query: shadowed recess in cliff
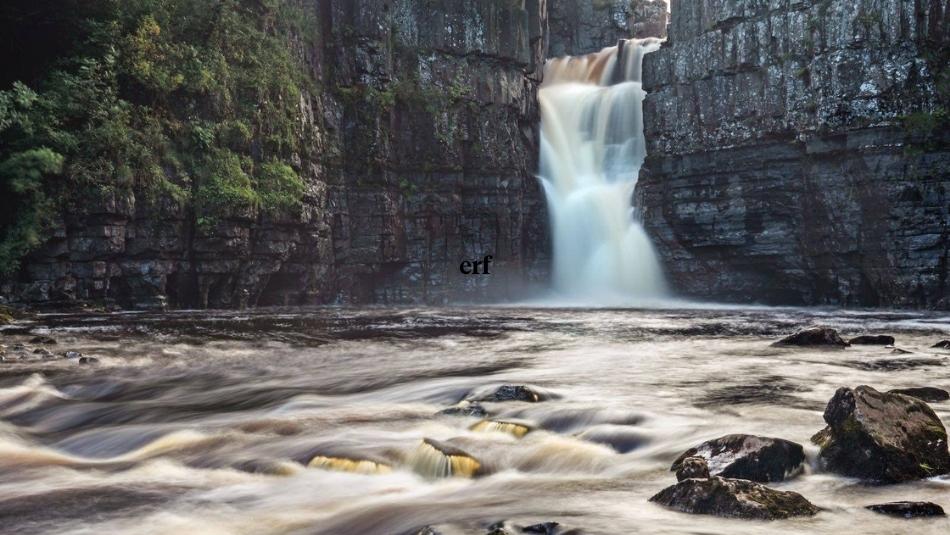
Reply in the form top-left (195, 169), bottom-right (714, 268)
top-left (538, 38), bottom-right (668, 304)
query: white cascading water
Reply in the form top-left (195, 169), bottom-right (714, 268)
top-left (539, 38), bottom-right (668, 303)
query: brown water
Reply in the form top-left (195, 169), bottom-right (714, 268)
top-left (1, 306), bottom-right (948, 534)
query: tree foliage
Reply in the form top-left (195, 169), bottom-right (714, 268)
top-left (0, 0), bottom-right (310, 274)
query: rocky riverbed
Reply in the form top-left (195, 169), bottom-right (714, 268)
top-left (1, 306), bottom-right (949, 534)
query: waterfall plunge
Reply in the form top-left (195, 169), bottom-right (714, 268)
top-left (539, 38), bottom-right (667, 304)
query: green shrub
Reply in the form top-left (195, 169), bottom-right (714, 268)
top-left (0, 0), bottom-right (313, 272)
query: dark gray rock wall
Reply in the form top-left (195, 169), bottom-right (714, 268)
top-left (2, 0), bottom-right (551, 308)
top-left (639, 0), bottom-right (950, 308)
top-left (548, 0), bottom-right (668, 56)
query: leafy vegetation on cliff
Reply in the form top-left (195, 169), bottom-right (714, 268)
top-left (0, 0), bottom-right (310, 274)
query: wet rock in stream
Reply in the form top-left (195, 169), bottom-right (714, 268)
top-left (487, 521), bottom-right (565, 535)
top-left (675, 456), bottom-right (710, 481)
top-left (29, 335), bottom-right (57, 345)
top-left (865, 501), bottom-right (946, 518)
top-left (772, 327), bottom-right (849, 348)
top-left (650, 476), bottom-right (819, 520)
top-left (888, 387), bottom-right (950, 403)
top-left (671, 434), bottom-right (806, 483)
top-left (814, 385), bottom-right (950, 482)
top-left (439, 401), bottom-right (488, 417)
top-left (473, 385), bottom-right (550, 403)
top-left (932, 340), bottom-right (950, 349)
top-left (848, 335), bottom-right (896, 345)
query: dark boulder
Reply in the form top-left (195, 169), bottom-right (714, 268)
top-left (675, 456), bottom-right (710, 481)
top-left (439, 402), bottom-right (488, 417)
top-left (649, 477), bottom-right (819, 520)
top-left (671, 434), bottom-right (805, 483)
top-left (474, 385), bottom-right (549, 403)
top-left (29, 335), bottom-right (56, 345)
top-left (772, 327), bottom-right (849, 348)
top-left (64, 351), bottom-right (82, 359)
top-left (522, 522), bottom-right (560, 534)
top-left (413, 527), bottom-right (442, 535)
top-left (78, 356), bottom-right (99, 365)
top-left (933, 340), bottom-right (950, 349)
top-left (888, 387), bottom-right (949, 403)
top-left (814, 385), bottom-right (950, 482)
top-left (865, 501), bottom-right (945, 518)
top-left (848, 335), bottom-right (894, 345)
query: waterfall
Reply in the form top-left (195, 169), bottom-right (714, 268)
top-left (539, 38), bottom-right (668, 304)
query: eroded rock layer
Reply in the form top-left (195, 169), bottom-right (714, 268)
top-left (2, 0), bottom-right (551, 308)
top-left (639, 0), bottom-right (950, 308)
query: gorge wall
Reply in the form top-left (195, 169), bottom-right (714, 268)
top-left (639, 0), bottom-right (950, 308)
top-left (1, 0), bottom-right (551, 308)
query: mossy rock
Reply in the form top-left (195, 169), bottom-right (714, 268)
top-left (817, 385), bottom-right (950, 482)
top-left (650, 477), bottom-right (819, 520)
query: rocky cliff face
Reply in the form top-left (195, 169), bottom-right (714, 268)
top-left (549, 0), bottom-right (668, 55)
top-left (2, 0), bottom-right (551, 308)
top-left (639, 0), bottom-right (950, 308)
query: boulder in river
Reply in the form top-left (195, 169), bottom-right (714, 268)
top-left (29, 335), bottom-right (56, 345)
top-left (439, 401), bottom-right (488, 417)
top-left (475, 385), bottom-right (549, 403)
top-left (675, 456), bottom-right (710, 481)
top-left (671, 434), bottom-right (806, 483)
top-left (848, 335), bottom-right (895, 345)
top-left (814, 385), bottom-right (950, 482)
top-left (772, 327), bottom-right (849, 348)
top-left (932, 340), bottom-right (950, 349)
top-left (521, 522), bottom-right (560, 534)
top-left (888, 387), bottom-right (949, 403)
top-left (865, 501), bottom-right (945, 518)
top-left (64, 350), bottom-right (82, 359)
top-left (649, 477), bottom-right (819, 520)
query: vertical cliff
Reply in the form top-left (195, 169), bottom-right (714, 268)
top-left (1, 0), bottom-right (550, 308)
top-left (639, 0), bottom-right (950, 308)
top-left (548, 0), bottom-right (668, 55)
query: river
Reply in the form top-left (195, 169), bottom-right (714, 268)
top-left (1, 306), bottom-right (948, 534)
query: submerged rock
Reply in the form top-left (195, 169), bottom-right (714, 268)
top-left (486, 521), bottom-right (562, 535)
top-left (649, 477), bottom-right (819, 520)
top-left (470, 419), bottom-right (532, 438)
top-left (475, 385), bottom-right (549, 403)
top-left (888, 387), bottom-right (949, 403)
top-left (675, 456), bottom-right (710, 481)
top-left (814, 385), bottom-right (950, 482)
top-left (578, 426), bottom-right (648, 453)
top-left (671, 434), bottom-right (805, 483)
top-left (848, 335), bottom-right (895, 345)
top-left (64, 350), bottom-right (82, 359)
top-left (409, 438), bottom-right (481, 478)
top-left (78, 356), bottom-right (99, 365)
top-left (932, 340), bottom-right (950, 349)
top-left (521, 522), bottom-right (560, 534)
top-left (29, 335), bottom-right (56, 345)
top-left (413, 527), bottom-right (441, 535)
top-left (772, 327), bottom-right (849, 348)
top-left (865, 501), bottom-right (945, 518)
top-left (307, 454), bottom-right (392, 474)
top-left (439, 401), bottom-right (488, 417)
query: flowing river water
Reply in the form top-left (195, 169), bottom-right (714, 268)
top-left (1, 306), bottom-right (948, 534)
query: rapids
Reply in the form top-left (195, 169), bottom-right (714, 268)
top-left (0, 307), bottom-right (948, 534)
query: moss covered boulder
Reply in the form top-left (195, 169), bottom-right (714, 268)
top-left (649, 477), bottom-right (819, 520)
top-left (814, 385), bottom-right (950, 482)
